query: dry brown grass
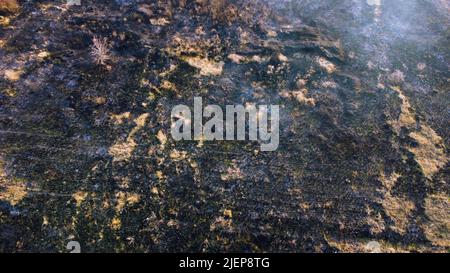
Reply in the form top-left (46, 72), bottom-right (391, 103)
top-left (423, 194), bottom-right (450, 247)
top-left (193, 0), bottom-right (265, 26)
top-left (209, 0), bottom-right (238, 24)
top-left (382, 194), bottom-right (415, 235)
top-left (409, 126), bottom-right (447, 178)
top-left (389, 86), bottom-right (448, 178)
top-left (0, 159), bottom-right (27, 206)
top-left (0, 0), bottom-right (20, 13)
top-left (108, 113), bottom-right (149, 162)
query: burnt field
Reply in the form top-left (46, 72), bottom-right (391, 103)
top-left (0, 0), bottom-right (449, 252)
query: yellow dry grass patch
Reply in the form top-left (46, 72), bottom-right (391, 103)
top-left (111, 217), bottom-right (122, 230)
top-left (37, 51), bottom-right (51, 59)
top-left (228, 53), bottom-right (246, 64)
top-left (150, 18), bottom-right (170, 26)
top-left (115, 191), bottom-right (140, 213)
top-left (109, 192), bottom-right (140, 231)
top-left (422, 194), bottom-right (450, 247)
top-left (0, 0), bottom-right (20, 13)
top-left (169, 149), bottom-right (187, 161)
top-left (156, 170), bottom-right (165, 181)
top-left (3, 88), bottom-right (17, 97)
top-left (110, 112), bottom-right (131, 125)
top-left (223, 209), bottom-right (233, 218)
top-left (156, 130), bottom-right (167, 149)
top-left (72, 191), bottom-right (88, 207)
top-left (280, 88), bottom-right (315, 107)
top-left (379, 172), bottom-right (401, 191)
top-left (0, 160), bottom-right (27, 205)
top-left (292, 89), bottom-right (316, 106)
top-left (409, 126), bottom-right (447, 178)
top-left (183, 56), bottom-right (224, 76)
top-left (4, 69), bottom-right (23, 82)
top-left (378, 172), bottom-right (415, 235)
top-left (109, 113), bottom-right (149, 161)
top-left (0, 182), bottom-right (27, 206)
top-left (389, 86), bottom-right (415, 133)
top-left (383, 194), bottom-right (415, 235)
top-left (160, 80), bottom-right (176, 91)
top-left (133, 113), bottom-right (149, 128)
top-left (0, 15), bottom-right (10, 26)
top-left (108, 139), bottom-right (137, 162)
top-left (315, 57), bottom-right (336, 74)
top-left (389, 86), bottom-right (448, 178)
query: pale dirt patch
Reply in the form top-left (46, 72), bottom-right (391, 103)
top-left (150, 17), bottom-right (170, 26)
top-left (184, 56), bottom-right (224, 76)
top-left (277, 53), bottom-right (288, 62)
top-left (321, 80), bottom-right (338, 89)
top-left (315, 57), bottom-right (336, 74)
top-left (4, 69), bottom-right (23, 81)
top-left (324, 236), bottom-right (436, 253)
top-left (292, 90), bottom-right (315, 106)
top-left (281, 89), bottom-right (315, 106)
top-left (37, 51), bottom-right (51, 59)
top-left (228, 53), bottom-right (245, 64)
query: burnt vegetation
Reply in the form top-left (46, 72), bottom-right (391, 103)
top-left (0, 0), bottom-right (448, 252)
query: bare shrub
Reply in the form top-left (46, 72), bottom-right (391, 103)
top-left (90, 36), bottom-right (111, 66)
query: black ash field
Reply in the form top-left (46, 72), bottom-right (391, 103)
top-left (0, 0), bottom-right (449, 252)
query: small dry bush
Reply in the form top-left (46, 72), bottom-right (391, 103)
top-left (91, 36), bottom-right (111, 66)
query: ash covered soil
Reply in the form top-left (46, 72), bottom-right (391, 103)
top-left (0, 0), bottom-right (449, 252)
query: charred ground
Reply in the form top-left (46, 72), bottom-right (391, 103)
top-left (0, 0), bottom-right (448, 252)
